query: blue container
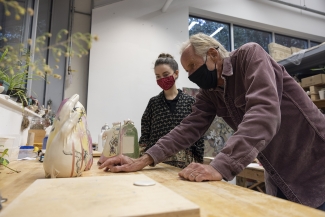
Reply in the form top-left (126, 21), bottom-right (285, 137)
top-left (42, 136), bottom-right (48, 150)
top-left (18, 146), bottom-right (35, 159)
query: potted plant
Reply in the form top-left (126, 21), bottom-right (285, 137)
top-left (0, 48), bottom-right (31, 105)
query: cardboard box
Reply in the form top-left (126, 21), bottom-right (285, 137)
top-left (28, 129), bottom-right (46, 144)
top-left (310, 94), bottom-right (320, 101)
top-left (290, 47), bottom-right (302, 54)
top-left (268, 43), bottom-right (291, 62)
top-left (301, 74), bottom-right (325, 88)
top-left (309, 85), bottom-right (325, 94)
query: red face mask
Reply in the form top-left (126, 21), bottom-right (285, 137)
top-left (157, 75), bottom-right (175, 90)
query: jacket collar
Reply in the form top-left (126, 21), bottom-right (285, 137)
top-left (222, 56), bottom-right (233, 77)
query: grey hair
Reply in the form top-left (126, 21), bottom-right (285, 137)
top-left (180, 33), bottom-right (229, 59)
top-left (154, 53), bottom-right (178, 71)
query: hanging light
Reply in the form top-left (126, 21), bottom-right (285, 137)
top-left (188, 21), bottom-right (199, 30)
top-left (210, 27), bottom-right (224, 37)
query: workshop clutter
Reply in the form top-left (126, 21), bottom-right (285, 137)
top-left (301, 74), bottom-right (325, 101)
top-left (268, 43), bottom-right (302, 62)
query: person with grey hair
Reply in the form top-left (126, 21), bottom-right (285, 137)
top-left (99, 33), bottom-right (325, 210)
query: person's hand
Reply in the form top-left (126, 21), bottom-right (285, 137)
top-left (98, 154), bottom-right (153, 172)
top-left (178, 163), bottom-right (223, 182)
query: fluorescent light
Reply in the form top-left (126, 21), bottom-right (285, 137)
top-left (188, 21), bottom-right (199, 30)
top-left (209, 27), bottom-right (224, 37)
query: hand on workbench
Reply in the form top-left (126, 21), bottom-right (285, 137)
top-left (98, 154), bottom-right (153, 172)
top-left (178, 163), bottom-right (223, 182)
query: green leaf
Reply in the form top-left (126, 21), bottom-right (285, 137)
top-left (0, 48), bottom-right (8, 62)
top-left (1, 148), bottom-right (9, 158)
top-left (0, 157), bottom-right (9, 166)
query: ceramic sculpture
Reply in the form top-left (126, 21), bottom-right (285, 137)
top-left (119, 120), bottom-right (139, 159)
top-left (98, 122), bottom-right (121, 164)
top-left (43, 94), bottom-right (93, 178)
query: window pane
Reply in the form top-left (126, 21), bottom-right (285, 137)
top-left (31, 0), bottom-right (52, 105)
top-left (275, 34), bottom-right (307, 49)
top-left (189, 16), bottom-right (231, 51)
top-left (310, 41), bottom-right (321, 48)
top-left (234, 25), bottom-right (271, 52)
top-left (0, 0), bottom-right (28, 49)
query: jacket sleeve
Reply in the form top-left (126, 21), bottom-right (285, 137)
top-left (210, 43), bottom-right (281, 181)
top-left (146, 90), bottom-right (217, 165)
top-left (139, 99), bottom-right (152, 156)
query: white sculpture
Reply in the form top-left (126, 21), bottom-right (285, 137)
top-left (43, 94), bottom-right (93, 178)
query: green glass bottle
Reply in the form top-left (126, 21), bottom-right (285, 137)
top-left (119, 120), bottom-right (139, 158)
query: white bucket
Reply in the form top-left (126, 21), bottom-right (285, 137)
top-left (319, 89), bottom-right (325, 100)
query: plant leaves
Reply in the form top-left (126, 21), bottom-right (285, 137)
top-left (1, 148), bottom-right (9, 158)
top-left (0, 157), bottom-right (9, 166)
top-left (0, 48), bottom-right (8, 62)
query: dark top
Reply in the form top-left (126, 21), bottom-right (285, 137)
top-left (139, 89), bottom-right (204, 168)
top-left (164, 89), bottom-right (181, 113)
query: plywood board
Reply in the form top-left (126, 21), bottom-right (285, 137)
top-left (0, 174), bottom-right (199, 217)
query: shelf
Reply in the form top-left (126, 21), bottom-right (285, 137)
top-left (0, 94), bottom-right (41, 118)
top-left (278, 43), bottom-right (325, 78)
top-left (312, 99), bottom-right (325, 109)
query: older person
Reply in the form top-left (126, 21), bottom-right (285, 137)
top-left (99, 33), bottom-right (325, 210)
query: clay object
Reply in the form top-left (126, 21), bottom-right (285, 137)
top-left (43, 94), bottom-right (93, 178)
top-left (98, 122), bottom-right (121, 164)
top-left (120, 120), bottom-right (139, 159)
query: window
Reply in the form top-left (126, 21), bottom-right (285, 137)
top-left (234, 25), bottom-right (272, 52)
top-left (310, 41), bottom-right (321, 48)
top-left (31, 0), bottom-right (52, 104)
top-left (275, 34), bottom-right (308, 49)
top-left (189, 16), bottom-right (231, 52)
top-left (0, 0), bottom-right (32, 52)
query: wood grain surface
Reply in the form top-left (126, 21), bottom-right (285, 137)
top-left (0, 158), bottom-right (324, 217)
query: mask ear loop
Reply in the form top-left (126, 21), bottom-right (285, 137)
top-left (214, 46), bottom-right (219, 70)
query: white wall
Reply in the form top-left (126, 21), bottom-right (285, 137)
top-left (88, 0), bottom-right (325, 142)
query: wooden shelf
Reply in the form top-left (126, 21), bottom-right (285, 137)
top-left (312, 99), bottom-right (325, 108)
top-left (0, 94), bottom-right (41, 118)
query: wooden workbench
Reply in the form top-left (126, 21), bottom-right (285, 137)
top-left (0, 158), bottom-right (324, 217)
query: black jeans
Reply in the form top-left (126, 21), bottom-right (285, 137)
top-left (277, 187), bottom-right (325, 211)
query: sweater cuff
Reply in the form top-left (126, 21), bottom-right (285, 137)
top-left (209, 152), bottom-right (243, 181)
top-left (145, 145), bottom-right (166, 166)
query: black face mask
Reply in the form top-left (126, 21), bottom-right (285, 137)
top-left (188, 59), bottom-right (217, 90)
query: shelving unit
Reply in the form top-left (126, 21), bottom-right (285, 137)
top-left (278, 43), bottom-right (325, 108)
top-left (311, 99), bottom-right (325, 109)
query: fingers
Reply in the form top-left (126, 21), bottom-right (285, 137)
top-left (98, 156), bottom-right (122, 169)
top-left (98, 155), bottom-right (109, 165)
top-left (178, 163), bottom-right (222, 182)
top-left (178, 163), bottom-right (200, 181)
top-left (99, 155), bottom-right (145, 173)
top-left (108, 164), bottom-right (130, 173)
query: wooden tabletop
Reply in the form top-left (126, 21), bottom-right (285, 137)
top-left (1, 158), bottom-right (324, 217)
